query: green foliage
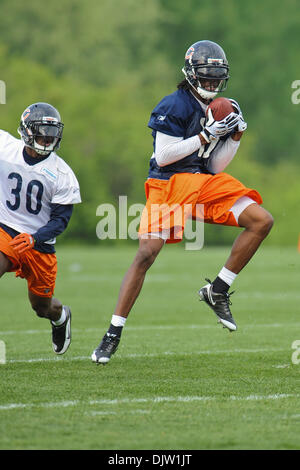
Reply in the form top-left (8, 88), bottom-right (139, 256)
top-left (0, 0), bottom-right (172, 88)
top-left (0, 0), bottom-right (299, 245)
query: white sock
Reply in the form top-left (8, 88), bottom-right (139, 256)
top-left (111, 314), bottom-right (127, 327)
top-left (52, 306), bottom-right (67, 326)
top-left (218, 267), bottom-right (237, 287)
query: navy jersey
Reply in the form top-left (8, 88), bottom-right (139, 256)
top-left (147, 88), bottom-right (230, 180)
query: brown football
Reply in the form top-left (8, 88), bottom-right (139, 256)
top-left (206, 97), bottom-right (234, 120)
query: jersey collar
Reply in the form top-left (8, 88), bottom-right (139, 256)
top-left (23, 147), bottom-right (50, 166)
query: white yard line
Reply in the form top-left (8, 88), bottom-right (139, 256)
top-left (5, 347), bottom-right (287, 364)
top-left (0, 393), bottom-right (298, 412)
top-left (1, 322), bottom-right (299, 336)
top-left (0, 323), bottom-right (295, 364)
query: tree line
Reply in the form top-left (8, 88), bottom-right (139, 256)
top-left (0, 0), bottom-right (299, 245)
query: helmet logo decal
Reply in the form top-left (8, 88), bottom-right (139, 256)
top-left (207, 58), bottom-right (224, 65)
top-left (22, 108), bottom-right (31, 120)
top-left (185, 46), bottom-right (195, 61)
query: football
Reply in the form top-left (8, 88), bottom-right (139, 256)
top-left (206, 97), bottom-right (234, 121)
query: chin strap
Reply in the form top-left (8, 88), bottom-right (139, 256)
top-left (196, 87), bottom-right (218, 100)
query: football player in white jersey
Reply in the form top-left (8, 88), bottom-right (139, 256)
top-left (0, 102), bottom-right (81, 355)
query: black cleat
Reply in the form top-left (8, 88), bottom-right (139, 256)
top-left (91, 333), bottom-right (120, 365)
top-left (198, 279), bottom-right (237, 331)
top-left (51, 306), bottom-right (72, 354)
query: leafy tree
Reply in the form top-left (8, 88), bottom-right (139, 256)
top-left (0, 0), bottom-right (299, 246)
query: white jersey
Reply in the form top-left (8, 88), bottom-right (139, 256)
top-left (0, 130), bottom-right (81, 239)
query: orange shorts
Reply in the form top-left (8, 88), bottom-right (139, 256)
top-left (138, 172), bottom-right (262, 243)
top-left (0, 228), bottom-right (57, 297)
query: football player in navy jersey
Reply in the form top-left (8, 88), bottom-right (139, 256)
top-left (0, 102), bottom-right (81, 355)
top-left (92, 40), bottom-right (273, 364)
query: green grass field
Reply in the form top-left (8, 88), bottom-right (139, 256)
top-left (0, 244), bottom-right (299, 450)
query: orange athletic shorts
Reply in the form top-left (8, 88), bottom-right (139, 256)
top-left (0, 228), bottom-right (57, 297)
top-left (138, 172), bottom-right (263, 243)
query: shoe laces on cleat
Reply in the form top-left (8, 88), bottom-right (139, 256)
top-left (204, 278), bottom-right (235, 305)
top-left (97, 333), bottom-right (120, 355)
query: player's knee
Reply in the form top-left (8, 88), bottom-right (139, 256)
top-left (30, 300), bottom-right (50, 318)
top-left (259, 211), bottom-right (274, 236)
top-left (251, 211), bottom-right (274, 238)
top-left (135, 243), bottom-right (161, 270)
top-left (242, 206), bottom-right (274, 237)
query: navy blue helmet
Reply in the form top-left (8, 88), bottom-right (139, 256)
top-left (182, 40), bottom-right (229, 100)
top-left (18, 102), bottom-right (64, 156)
